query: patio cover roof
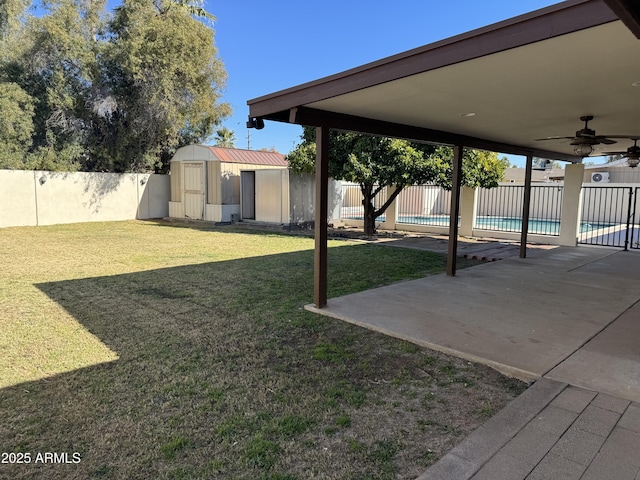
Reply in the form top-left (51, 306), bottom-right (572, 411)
top-left (247, 0), bottom-right (640, 161)
top-left (246, 0), bottom-right (640, 308)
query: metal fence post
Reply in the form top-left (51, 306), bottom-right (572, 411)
top-left (625, 187), bottom-right (633, 251)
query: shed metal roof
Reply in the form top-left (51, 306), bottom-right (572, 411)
top-left (201, 146), bottom-right (288, 166)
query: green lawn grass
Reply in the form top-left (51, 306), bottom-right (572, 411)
top-left (0, 220), bottom-right (525, 479)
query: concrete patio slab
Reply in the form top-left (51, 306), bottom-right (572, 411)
top-left (546, 299), bottom-right (640, 402)
top-left (307, 247), bottom-right (640, 382)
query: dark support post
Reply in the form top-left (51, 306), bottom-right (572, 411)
top-left (447, 145), bottom-right (464, 276)
top-left (314, 126), bottom-right (329, 308)
top-left (520, 153), bottom-right (533, 258)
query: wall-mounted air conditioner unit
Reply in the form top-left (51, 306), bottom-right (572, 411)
top-left (591, 172), bottom-right (610, 183)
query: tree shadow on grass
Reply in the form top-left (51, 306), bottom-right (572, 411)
top-left (1, 244), bottom-right (468, 480)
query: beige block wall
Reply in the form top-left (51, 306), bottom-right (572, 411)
top-left (35, 171), bottom-right (137, 225)
top-left (139, 174), bottom-right (171, 219)
top-left (0, 170), bottom-right (38, 227)
top-left (0, 170), bottom-right (169, 228)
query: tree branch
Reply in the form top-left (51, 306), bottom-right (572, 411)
top-left (374, 185), bottom-right (404, 218)
top-left (372, 184), bottom-right (385, 197)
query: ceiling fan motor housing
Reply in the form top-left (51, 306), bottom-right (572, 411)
top-left (570, 134), bottom-right (598, 146)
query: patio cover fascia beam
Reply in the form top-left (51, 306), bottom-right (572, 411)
top-left (604, 0), bottom-right (640, 38)
top-left (286, 107), bottom-right (581, 162)
top-left (248, 1), bottom-right (618, 120)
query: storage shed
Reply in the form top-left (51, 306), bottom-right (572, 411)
top-left (168, 145), bottom-right (289, 222)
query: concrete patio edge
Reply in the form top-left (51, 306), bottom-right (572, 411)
top-left (415, 378), bottom-right (567, 480)
top-left (304, 303), bottom-right (540, 381)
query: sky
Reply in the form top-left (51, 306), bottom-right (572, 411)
top-left (205, 0), bottom-right (569, 166)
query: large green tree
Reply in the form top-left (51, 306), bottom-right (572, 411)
top-left (1, 0), bottom-right (103, 170)
top-left (425, 145), bottom-right (507, 190)
top-left (0, 81), bottom-right (35, 168)
top-left (288, 128), bottom-right (442, 234)
top-left (287, 127), bottom-right (507, 234)
top-left (0, 0), bottom-right (30, 38)
top-left (92, 0), bottom-right (230, 172)
top-left (0, 0), bottom-right (229, 172)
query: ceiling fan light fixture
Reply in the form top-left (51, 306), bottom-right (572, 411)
top-left (573, 143), bottom-right (594, 157)
top-left (535, 116), bottom-right (622, 158)
top-left (628, 157), bottom-right (640, 168)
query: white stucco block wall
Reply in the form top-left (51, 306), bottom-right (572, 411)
top-left (35, 171), bottom-right (134, 225)
top-left (0, 170), bottom-right (170, 227)
top-left (138, 174), bottom-right (170, 219)
top-left (0, 170), bottom-right (38, 227)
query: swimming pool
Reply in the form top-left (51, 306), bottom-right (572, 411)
top-left (342, 212), bottom-right (615, 236)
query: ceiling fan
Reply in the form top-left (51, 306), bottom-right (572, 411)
top-left (598, 137), bottom-right (640, 168)
top-left (535, 115), bottom-right (618, 157)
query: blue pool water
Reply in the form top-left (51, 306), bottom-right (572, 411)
top-left (344, 213), bottom-right (614, 236)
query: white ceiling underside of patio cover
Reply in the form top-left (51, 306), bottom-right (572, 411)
top-left (304, 20), bottom-right (640, 159)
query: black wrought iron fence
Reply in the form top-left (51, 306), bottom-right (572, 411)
top-left (339, 182), bottom-right (640, 248)
top-left (631, 187), bottom-right (640, 250)
top-left (475, 185), bottom-right (562, 235)
top-left (579, 186), bottom-right (635, 249)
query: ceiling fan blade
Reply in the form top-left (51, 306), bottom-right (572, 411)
top-left (533, 117), bottom-right (636, 147)
top-left (534, 136), bottom-right (574, 141)
top-left (597, 135), bottom-right (640, 140)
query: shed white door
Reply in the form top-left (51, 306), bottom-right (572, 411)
top-left (183, 162), bottom-right (205, 220)
top-left (255, 170), bottom-right (284, 223)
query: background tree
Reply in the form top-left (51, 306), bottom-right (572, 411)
top-left (422, 145), bottom-right (507, 190)
top-left (533, 157), bottom-right (562, 170)
top-left (161, 0), bottom-right (216, 22)
top-left (499, 156), bottom-right (514, 169)
top-left (90, 0), bottom-right (230, 172)
top-left (288, 128), bottom-right (442, 235)
top-left (213, 127), bottom-right (236, 148)
top-left (0, 0), bottom-right (230, 172)
top-left (0, 0), bottom-right (30, 38)
top-left (0, 82), bottom-right (35, 168)
top-left (288, 127), bottom-right (507, 234)
top-left (1, 0), bottom-right (104, 170)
